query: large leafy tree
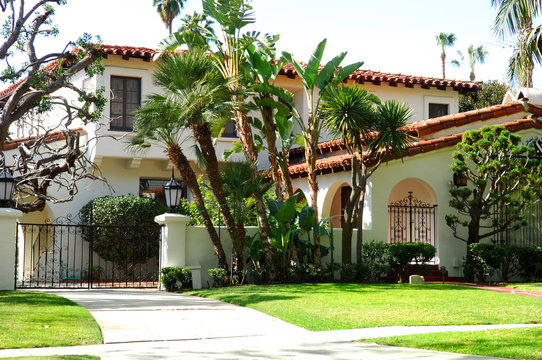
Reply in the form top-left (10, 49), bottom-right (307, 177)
top-left (0, 1), bottom-right (106, 212)
top-left (491, 0), bottom-right (542, 87)
top-left (458, 80), bottom-right (509, 112)
top-left (445, 126), bottom-right (542, 281)
top-left (282, 39), bottom-right (362, 262)
top-left (451, 44), bottom-right (488, 81)
top-left (132, 93), bottom-right (229, 270)
top-left (436, 32), bottom-right (457, 79)
top-left (152, 0), bottom-right (185, 35)
top-left (322, 86), bottom-right (413, 263)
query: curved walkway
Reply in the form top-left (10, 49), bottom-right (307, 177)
top-left (0, 289), bottom-right (539, 359)
top-left (429, 282), bottom-right (542, 299)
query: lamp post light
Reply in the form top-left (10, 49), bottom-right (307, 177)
top-left (0, 152), bottom-right (14, 208)
top-left (163, 168), bottom-right (183, 213)
top-left (439, 266), bottom-right (447, 284)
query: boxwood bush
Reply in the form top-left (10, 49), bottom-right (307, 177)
top-left (388, 242), bottom-right (436, 282)
top-left (80, 196), bottom-right (167, 268)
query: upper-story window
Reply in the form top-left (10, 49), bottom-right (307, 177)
top-left (428, 103), bottom-right (449, 118)
top-left (222, 120), bottom-right (237, 138)
top-left (110, 76), bottom-right (141, 131)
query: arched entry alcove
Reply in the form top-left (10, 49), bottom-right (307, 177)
top-left (387, 178), bottom-right (438, 247)
top-left (323, 181), bottom-right (352, 229)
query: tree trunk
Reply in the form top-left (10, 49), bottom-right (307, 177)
top-left (517, 21), bottom-right (534, 88)
top-left (191, 123), bottom-right (243, 273)
top-left (470, 70), bottom-right (475, 81)
top-left (441, 51), bottom-right (446, 79)
top-left (304, 126), bottom-right (321, 262)
top-left (261, 103), bottom-right (284, 202)
top-left (233, 107), bottom-right (275, 272)
top-left (278, 147), bottom-right (294, 198)
top-left (342, 156), bottom-right (362, 264)
top-left (167, 144), bottom-right (229, 270)
top-left (356, 166), bottom-right (369, 263)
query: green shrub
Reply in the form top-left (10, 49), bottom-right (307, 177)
top-left (323, 262), bottom-right (341, 281)
top-left (388, 242), bottom-right (436, 283)
top-left (469, 243), bottom-right (506, 282)
top-left (80, 196), bottom-right (166, 268)
top-left (516, 246), bottom-right (542, 281)
top-left (340, 263), bottom-right (357, 282)
top-left (287, 263), bottom-right (325, 282)
top-left (160, 267), bottom-right (192, 291)
top-left (208, 268), bottom-right (229, 287)
top-left (361, 241), bottom-right (389, 282)
top-left (499, 246), bottom-right (521, 282)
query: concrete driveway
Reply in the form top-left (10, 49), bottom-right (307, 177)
top-left (44, 288), bottom-right (309, 344)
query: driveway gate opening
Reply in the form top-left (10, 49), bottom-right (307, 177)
top-left (16, 220), bottom-right (160, 289)
top-left (388, 192), bottom-right (438, 247)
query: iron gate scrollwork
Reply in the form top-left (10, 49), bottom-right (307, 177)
top-left (388, 192), bottom-right (437, 246)
top-left (16, 214), bottom-right (161, 289)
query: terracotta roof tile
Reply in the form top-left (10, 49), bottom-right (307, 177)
top-left (406, 102), bottom-right (529, 137)
top-left (289, 118), bottom-right (542, 178)
top-left (280, 63), bottom-right (479, 92)
top-left (0, 128), bottom-right (86, 151)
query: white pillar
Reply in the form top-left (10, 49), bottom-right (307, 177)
top-left (154, 213), bottom-right (201, 290)
top-left (0, 208), bottom-right (23, 290)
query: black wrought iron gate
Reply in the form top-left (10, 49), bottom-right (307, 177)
top-left (16, 221), bottom-right (160, 289)
top-left (388, 192), bottom-right (438, 246)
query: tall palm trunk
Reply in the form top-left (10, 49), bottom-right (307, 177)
top-left (441, 51), bottom-right (446, 78)
top-left (305, 124), bottom-right (321, 262)
top-left (261, 104), bottom-right (284, 202)
top-left (233, 105), bottom-right (275, 271)
top-left (518, 21), bottom-right (534, 88)
top-left (191, 122), bottom-right (243, 272)
top-left (167, 144), bottom-right (229, 269)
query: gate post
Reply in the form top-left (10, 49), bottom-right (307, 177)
top-left (154, 213), bottom-right (201, 290)
top-left (0, 208), bottom-right (22, 290)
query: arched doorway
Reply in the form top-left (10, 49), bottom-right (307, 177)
top-left (388, 178), bottom-right (437, 247)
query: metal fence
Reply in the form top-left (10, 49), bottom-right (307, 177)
top-left (388, 192), bottom-right (438, 247)
top-left (16, 221), bottom-right (160, 289)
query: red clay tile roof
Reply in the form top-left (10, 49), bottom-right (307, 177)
top-left (289, 117), bottom-right (542, 178)
top-left (405, 101), bottom-right (531, 137)
top-left (99, 44), bottom-right (156, 60)
top-left (280, 63), bottom-right (479, 92)
top-left (0, 128), bottom-right (86, 151)
top-left (290, 101), bottom-right (540, 158)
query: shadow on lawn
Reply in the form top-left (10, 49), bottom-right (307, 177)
top-left (0, 290), bottom-right (79, 307)
top-left (255, 283), bottom-right (479, 295)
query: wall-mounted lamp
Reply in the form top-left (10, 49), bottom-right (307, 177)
top-left (453, 173), bottom-right (467, 187)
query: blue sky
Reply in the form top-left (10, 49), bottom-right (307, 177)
top-left (45, 0), bottom-right (542, 87)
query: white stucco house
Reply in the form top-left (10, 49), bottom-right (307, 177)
top-left (4, 44), bottom-right (542, 284)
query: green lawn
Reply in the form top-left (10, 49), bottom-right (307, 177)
top-left (0, 291), bottom-right (103, 349)
top-left (186, 283), bottom-right (542, 331)
top-left (504, 282), bottom-right (542, 294)
top-left (3, 357), bottom-right (99, 360)
top-left (371, 326), bottom-right (542, 360)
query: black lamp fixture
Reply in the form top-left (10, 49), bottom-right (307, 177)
top-left (453, 172), bottom-right (468, 187)
top-left (163, 168), bottom-right (183, 212)
top-left (0, 152), bottom-right (14, 208)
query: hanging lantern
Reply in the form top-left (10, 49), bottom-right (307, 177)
top-left (0, 152), bottom-right (14, 207)
top-left (163, 168), bottom-right (183, 212)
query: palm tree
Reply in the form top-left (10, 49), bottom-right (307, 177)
top-left (451, 45), bottom-right (488, 81)
top-left (153, 0), bottom-right (185, 35)
top-left (158, 0), bottom-right (276, 272)
top-left (492, 0), bottom-right (542, 87)
top-left (436, 32), bottom-right (457, 79)
top-left (148, 49), bottom-right (246, 274)
top-left (131, 98), bottom-right (229, 270)
top-left (282, 39), bottom-right (363, 262)
top-left (323, 86), bottom-right (414, 263)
